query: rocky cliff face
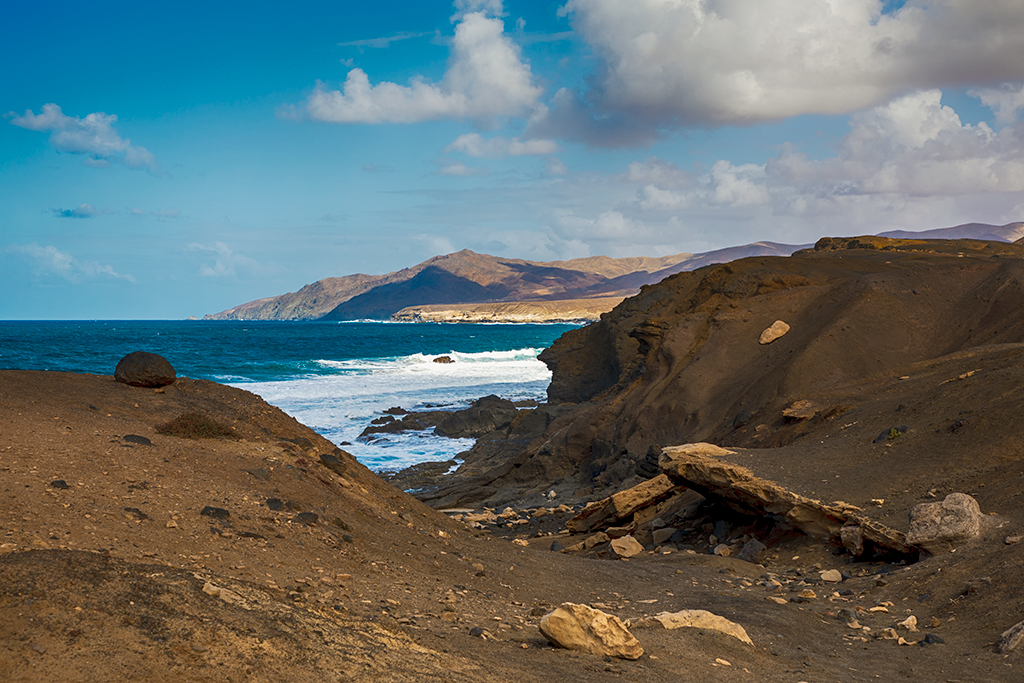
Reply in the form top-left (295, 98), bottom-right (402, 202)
top-left (423, 236), bottom-right (1024, 507)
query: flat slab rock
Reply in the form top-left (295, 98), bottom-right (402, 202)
top-left (629, 609), bottom-right (753, 645)
top-left (659, 443), bottom-right (915, 557)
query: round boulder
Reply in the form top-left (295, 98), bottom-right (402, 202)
top-left (115, 351), bottom-right (176, 387)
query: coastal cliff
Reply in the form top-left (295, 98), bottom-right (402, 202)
top-left (421, 236), bottom-right (1024, 513)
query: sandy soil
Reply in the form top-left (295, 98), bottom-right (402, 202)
top-left (2, 369), bottom-right (1022, 682)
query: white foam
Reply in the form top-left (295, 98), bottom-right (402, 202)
top-left (231, 347), bottom-right (551, 471)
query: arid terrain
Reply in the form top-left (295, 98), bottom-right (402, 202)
top-left (4, 235), bottom-right (1024, 682)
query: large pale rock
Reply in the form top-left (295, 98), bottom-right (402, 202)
top-left (566, 474), bottom-right (679, 533)
top-left (906, 492), bottom-right (983, 552)
top-left (114, 351), bottom-right (176, 388)
top-left (610, 536), bottom-right (644, 558)
top-left (631, 610), bottom-right (753, 645)
top-left (758, 320), bottom-right (790, 345)
top-left (539, 603), bottom-right (643, 660)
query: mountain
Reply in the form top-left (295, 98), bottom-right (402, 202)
top-left (204, 221), bottom-right (1024, 322)
top-left (878, 220), bottom-right (1024, 242)
top-left (205, 243), bottom-right (802, 321)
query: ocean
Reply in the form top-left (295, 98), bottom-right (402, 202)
top-left (0, 320), bottom-right (578, 471)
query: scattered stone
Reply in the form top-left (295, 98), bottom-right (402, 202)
top-left (897, 616), bottom-right (918, 632)
top-left (266, 498), bottom-right (286, 512)
top-left (1005, 535), bottom-right (1022, 545)
top-left (715, 658), bottom-right (731, 666)
top-left (921, 633), bottom-right (945, 645)
top-left (550, 540), bottom-right (564, 552)
top-left (998, 618), bottom-right (1024, 654)
top-left (292, 512), bottom-right (319, 526)
top-left (652, 527), bottom-right (677, 546)
top-left (123, 434), bottom-right (153, 446)
top-left (433, 356), bottom-right (455, 364)
top-left (584, 532), bottom-right (610, 549)
top-left (319, 453), bottom-right (348, 477)
top-left (49, 480), bottom-right (70, 490)
top-left (906, 492), bottom-right (983, 552)
top-left (878, 628), bottom-right (899, 640)
top-left (712, 544), bottom-right (732, 557)
top-left (200, 506), bottom-right (230, 520)
top-left (610, 536), bottom-right (644, 558)
top-left (758, 320), bottom-right (790, 345)
top-left (631, 610), bottom-right (752, 645)
top-left (469, 626), bottom-right (484, 637)
top-left (242, 468), bottom-right (271, 482)
top-left (499, 507), bottom-right (519, 520)
top-left (114, 351), bottom-right (176, 388)
top-left (840, 526), bottom-right (865, 556)
top-left (539, 603), bottom-right (643, 660)
top-left (928, 616), bottom-right (941, 628)
top-left (123, 507), bottom-right (149, 521)
top-left (732, 408), bottom-right (753, 429)
top-left (734, 538), bottom-right (767, 563)
top-left (820, 569), bottom-right (843, 583)
top-left (782, 400), bottom-right (819, 421)
top-left (606, 527), bottom-right (632, 539)
top-left (31, 642), bottom-right (46, 654)
top-left (202, 581), bottom-right (243, 604)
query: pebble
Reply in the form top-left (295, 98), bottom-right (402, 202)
top-left (820, 569), bottom-right (842, 583)
top-left (31, 643), bottom-right (46, 654)
top-left (1006, 535), bottom-right (1022, 545)
top-left (922, 633), bottom-right (945, 645)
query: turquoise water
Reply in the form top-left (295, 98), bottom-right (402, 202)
top-left (0, 320), bottom-right (577, 469)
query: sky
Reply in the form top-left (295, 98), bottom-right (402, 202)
top-left (4, 0), bottom-right (1024, 319)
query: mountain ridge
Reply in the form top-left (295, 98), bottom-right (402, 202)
top-left (204, 222), bottom-right (1024, 321)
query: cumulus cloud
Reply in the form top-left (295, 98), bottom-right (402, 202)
top-left (53, 203), bottom-right (99, 219)
top-left (541, 0), bottom-right (1024, 142)
top-left (7, 104), bottom-right (160, 172)
top-left (187, 242), bottom-right (272, 278)
top-left (302, 8), bottom-right (541, 124)
top-left (626, 90), bottom-right (1024, 219)
top-left (445, 132), bottom-right (557, 157)
top-left (8, 243), bottom-right (136, 283)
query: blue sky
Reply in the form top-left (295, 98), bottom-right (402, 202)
top-left (4, 0), bottom-right (1024, 319)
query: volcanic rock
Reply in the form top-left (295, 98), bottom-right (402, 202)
top-left (539, 603), bottom-right (643, 660)
top-left (114, 351), bottom-right (176, 388)
top-left (434, 395), bottom-right (517, 438)
top-left (610, 536), bottom-right (644, 558)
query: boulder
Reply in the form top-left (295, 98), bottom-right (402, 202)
top-left (114, 351), bottom-right (176, 387)
top-left (539, 603), bottom-right (643, 660)
top-left (906, 492), bottom-right (983, 552)
top-left (432, 355), bottom-right (455, 364)
top-left (758, 320), bottom-right (790, 345)
top-left (610, 536), bottom-right (644, 558)
top-left (630, 609), bottom-right (753, 645)
top-left (434, 395), bottom-right (517, 438)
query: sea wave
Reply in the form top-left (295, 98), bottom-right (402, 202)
top-left (231, 346), bottom-right (552, 471)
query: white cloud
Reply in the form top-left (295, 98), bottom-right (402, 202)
top-left (302, 9), bottom-right (541, 124)
top-left (8, 243), bottom-right (136, 283)
top-left (542, 0), bottom-right (1024, 142)
top-left (625, 90), bottom-right (1024, 218)
top-left (7, 103), bottom-right (159, 172)
top-left (445, 132), bottom-right (557, 157)
top-left (187, 242), bottom-right (272, 278)
top-left (971, 83), bottom-right (1024, 125)
top-left (545, 157), bottom-right (568, 176)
